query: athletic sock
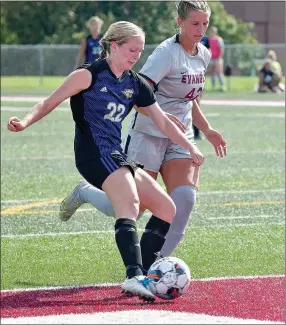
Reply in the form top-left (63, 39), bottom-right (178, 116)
top-left (80, 180), bottom-right (144, 218)
top-left (80, 180), bottom-right (115, 217)
top-left (160, 185), bottom-right (196, 257)
top-left (140, 215), bottom-right (170, 274)
top-left (114, 218), bottom-right (143, 279)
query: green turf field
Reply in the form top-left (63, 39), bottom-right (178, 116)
top-left (1, 84), bottom-right (285, 290)
top-left (1, 75), bottom-right (285, 100)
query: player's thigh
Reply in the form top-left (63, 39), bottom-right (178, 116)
top-left (134, 168), bottom-right (176, 223)
top-left (102, 166), bottom-right (139, 219)
top-left (161, 159), bottom-right (200, 194)
top-left (138, 169), bottom-right (158, 213)
top-left (160, 139), bottom-right (201, 193)
top-left (160, 140), bottom-right (201, 194)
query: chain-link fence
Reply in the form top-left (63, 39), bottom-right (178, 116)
top-left (1, 43), bottom-right (285, 80)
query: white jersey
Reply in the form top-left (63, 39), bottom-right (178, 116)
top-left (128, 34), bottom-right (211, 138)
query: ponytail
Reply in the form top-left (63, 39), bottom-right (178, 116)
top-left (99, 49), bottom-right (107, 59)
top-left (98, 38), bottom-right (109, 60)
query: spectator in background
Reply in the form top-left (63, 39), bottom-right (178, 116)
top-left (258, 59), bottom-right (285, 93)
top-left (75, 16), bottom-right (104, 68)
top-left (208, 26), bottom-right (225, 91)
top-left (265, 50), bottom-right (285, 93)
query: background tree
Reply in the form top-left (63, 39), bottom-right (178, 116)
top-left (1, 1), bottom-right (257, 45)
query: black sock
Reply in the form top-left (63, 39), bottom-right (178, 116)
top-left (115, 218), bottom-right (143, 279)
top-left (140, 215), bottom-right (170, 275)
top-left (193, 124), bottom-right (200, 137)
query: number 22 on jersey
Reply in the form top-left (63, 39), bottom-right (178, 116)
top-left (104, 102), bottom-right (126, 122)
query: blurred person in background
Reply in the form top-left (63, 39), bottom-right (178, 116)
top-left (208, 26), bottom-right (225, 91)
top-left (59, 0), bottom-right (227, 275)
top-left (75, 16), bottom-right (104, 68)
top-left (258, 60), bottom-right (285, 93)
top-left (258, 50), bottom-right (285, 93)
top-left (258, 60), bottom-right (277, 93)
top-left (8, 20), bottom-right (206, 302)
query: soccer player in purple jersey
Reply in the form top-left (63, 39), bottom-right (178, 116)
top-left (75, 16), bottom-right (103, 68)
top-left (59, 1), bottom-right (227, 275)
top-left (7, 21), bottom-right (204, 303)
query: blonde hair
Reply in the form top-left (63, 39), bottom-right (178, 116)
top-left (267, 50), bottom-right (277, 61)
top-left (86, 16), bottom-right (103, 29)
top-left (175, 0), bottom-right (211, 19)
top-left (99, 21), bottom-right (145, 59)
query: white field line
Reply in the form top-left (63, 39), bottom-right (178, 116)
top-left (3, 311), bottom-right (284, 325)
top-left (1, 106), bottom-right (69, 112)
top-left (203, 99), bottom-right (285, 107)
top-left (1, 188), bottom-right (284, 204)
top-left (1, 221), bottom-right (285, 240)
top-left (1, 274), bottom-right (284, 293)
top-left (1, 96), bottom-right (70, 103)
top-left (1, 96), bottom-right (285, 107)
top-left (207, 215), bottom-right (283, 220)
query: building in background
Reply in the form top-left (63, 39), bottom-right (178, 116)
top-left (223, 1), bottom-right (285, 44)
top-left (223, 1), bottom-right (285, 74)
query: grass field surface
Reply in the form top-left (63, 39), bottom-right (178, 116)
top-left (1, 86), bottom-right (285, 292)
top-left (1, 75), bottom-right (285, 100)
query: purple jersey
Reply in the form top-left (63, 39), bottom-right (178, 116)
top-left (85, 35), bottom-right (103, 63)
top-left (70, 59), bottom-right (156, 167)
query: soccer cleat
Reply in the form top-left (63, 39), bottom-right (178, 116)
top-left (121, 275), bottom-right (155, 303)
top-left (59, 180), bottom-right (86, 221)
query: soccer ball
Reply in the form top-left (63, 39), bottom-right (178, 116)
top-left (146, 256), bottom-right (191, 300)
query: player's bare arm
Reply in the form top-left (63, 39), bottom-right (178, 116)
top-left (192, 99), bottom-right (227, 157)
top-left (7, 69), bottom-right (92, 132)
top-left (192, 98), bottom-right (212, 133)
top-left (75, 39), bottom-right (87, 68)
top-left (134, 105), bottom-right (186, 133)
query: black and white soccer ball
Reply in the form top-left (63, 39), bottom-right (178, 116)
top-left (146, 256), bottom-right (191, 300)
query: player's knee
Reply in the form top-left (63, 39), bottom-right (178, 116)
top-left (171, 185), bottom-right (197, 204)
top-left (127, 195), bottom-right (140, 217)
top-left (116, 194), bottom-right (140, 218)
top-left (170, 185), bottom-right (197, 225)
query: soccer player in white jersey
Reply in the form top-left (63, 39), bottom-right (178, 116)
top-left (59, 0), bottom-right (227, 273)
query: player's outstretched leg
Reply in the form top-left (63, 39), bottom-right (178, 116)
top-left (59, 179), bottom-right (116, 221)
top-left (59, 180), bottom-right (87, 221)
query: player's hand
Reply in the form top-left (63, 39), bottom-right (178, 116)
top-left (7, 117), bottom-right (27, 132)
top-left (189, 145), bottom-right (204, 167)
top-left (165, 113), bottom-right (186, 133)
top-left (204, 128), bottom-right (227, 158)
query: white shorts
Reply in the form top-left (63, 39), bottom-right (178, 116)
top-left (122, 129), bottom-right (195, 173)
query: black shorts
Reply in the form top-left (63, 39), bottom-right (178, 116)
top-left (76, 150), bottom-right (144, 190)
